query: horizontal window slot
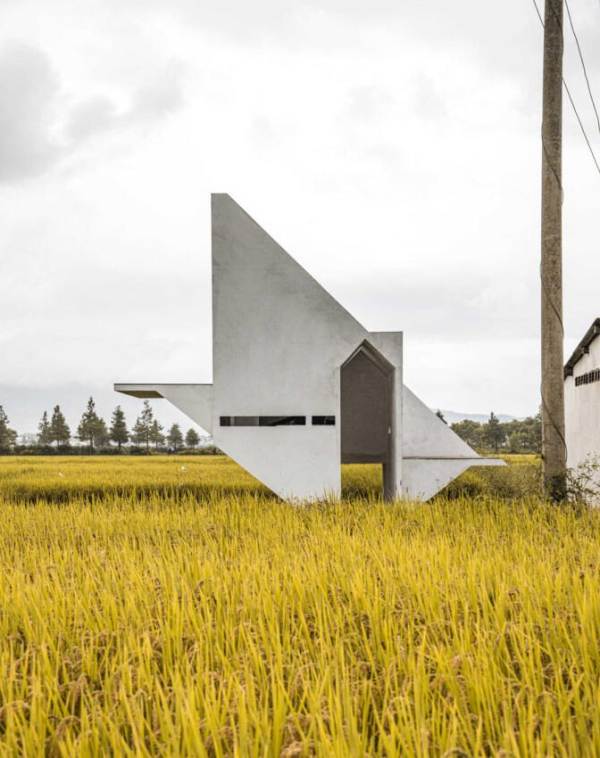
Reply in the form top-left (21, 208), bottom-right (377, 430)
top-left (575, 368), bottom-right (600, 387)
top-left (312, 416), bottom-right (335, 426)
top-left (220, 416), bottom-right (306, 427)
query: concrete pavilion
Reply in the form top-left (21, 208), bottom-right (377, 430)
top-left (116, 194), bottom-right (503, 501)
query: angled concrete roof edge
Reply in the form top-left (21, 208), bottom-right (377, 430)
top-left (211, 193), bottom-right (370, 335)
top-left (564, 317), bottom-right (600, 378)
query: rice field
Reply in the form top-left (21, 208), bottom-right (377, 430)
top-left (1, 456), bottom-right (599, 757)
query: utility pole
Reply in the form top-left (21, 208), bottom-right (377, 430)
top-left (541, 0), bottom-right (566, 500)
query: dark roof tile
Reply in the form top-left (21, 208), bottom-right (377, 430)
top-left (564, 318), bottom-right (600, 378)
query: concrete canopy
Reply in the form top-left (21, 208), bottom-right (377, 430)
top-left (116, 194), bottom-right (503, 501)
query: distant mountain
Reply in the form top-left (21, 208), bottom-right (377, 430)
top-left (435, 410), bottom-right (520, 425)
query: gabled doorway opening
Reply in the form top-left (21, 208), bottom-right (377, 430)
top-left (340, 341), bottom-right (395, 501)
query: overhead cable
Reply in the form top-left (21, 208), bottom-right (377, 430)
top-left (564, 0), bottom-right (600, 138)
top-left (531, 0), bottom-right (600, 177)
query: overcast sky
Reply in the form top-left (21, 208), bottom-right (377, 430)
top-left (1, 0), bottom-right (600, 434)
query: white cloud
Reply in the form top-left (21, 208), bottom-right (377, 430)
top-left (413, 73), bottom-right (447, 121)
top-left (64, 63), bottom-right (185, 143)
top-left (65, 96), bottom-right (118, 142)
top-left (0, 39), bottom-right (186, 183)
top-left (0, 42), bottom-right (63, 181)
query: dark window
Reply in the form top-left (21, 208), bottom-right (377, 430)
top-left (220, 416), bottom-right (306, 427)
top-left (260, 416), bottom-right (305, 426)
top-left (575, 369), bottom-right (600, 387)
top-left (220, 416), bottom-right (258, 427)
top-left (312, 416), bottom-right (335, 426)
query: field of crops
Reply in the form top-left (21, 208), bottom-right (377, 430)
top-left (1, 456), bottom-right (599, 757)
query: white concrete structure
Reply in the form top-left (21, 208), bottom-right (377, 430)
top-left (116, 194), bottom-right (502, 501)
top-left (565, 318), bottom-right (600, 475)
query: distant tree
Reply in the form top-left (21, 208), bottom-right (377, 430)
top-left (483, 412), bottom-right (505, 451)
top-left (77, 397), bottom-right (108, 453)
top-left (131, 401), bottom-right (154, 451)
top-left (0, 406), bottom-right (17, 451)
top-left (141, 400), bottom-right (154, 429)
top-left (527, 412), bottom-right (542, 453)
top-left (474, 424), bottom-right (488, 450)
top-left (96, 418), bottom-right (110, 448)
top-left (49, 405), bottom-right (70, 447)
top-left (185, 428), bottom-right (200, 450)
top-left (450, 419), bottom-right (482, 448)
top-left (131, 418), bottom-right (148, 448)
top-left (149, 419), bottom-right (165, 450)
top-left (167, 423), bottom-right (184, 451)
top-left (109, 406), bottom-right (129, 452)
top-left (507, 433), bottom-right (521, 454)
top-left (435, 410), bottom-right (447, 424)
top-left (504, 413), bottom-right (542, 454)
top-left (37, 410), bottom-right (52, 446)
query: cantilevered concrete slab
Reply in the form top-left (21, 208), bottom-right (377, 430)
top-left (115, 384), bottom-right (213, 434)
top-left (116, 194), bottom-right (503, 501)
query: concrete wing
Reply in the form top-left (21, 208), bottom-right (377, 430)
top-left (115, 384), bottom-right (214, 434)
top-left (402, 385), bottom-right (504, 500)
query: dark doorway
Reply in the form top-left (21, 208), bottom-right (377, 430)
top-left (341, 342), bottom-right (394, 500)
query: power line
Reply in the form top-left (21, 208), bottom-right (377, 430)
top-left (564, 0), bottom-right (600, 137)
top-left (563, 79), bottom-right (600, 175)
top-left (531, 0), bottom-right (600, 177)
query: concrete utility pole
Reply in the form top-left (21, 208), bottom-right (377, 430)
top-left (541, 0), bottom-right (567, 500)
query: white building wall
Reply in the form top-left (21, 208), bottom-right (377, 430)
top-left (565, 336), bottom-right (600, 474)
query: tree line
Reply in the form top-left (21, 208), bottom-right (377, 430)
top-left (0, 399), bottom-right (207, 454)
top-left (1, 399), bottom-right (542, 456)
top-left (439, 411), bottom-right (542, 454)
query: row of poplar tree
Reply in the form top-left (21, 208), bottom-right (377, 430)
top-left (0, 399), bottom-right (203, 453)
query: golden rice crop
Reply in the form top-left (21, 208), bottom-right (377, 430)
top-left (0, 456), bottom-right (273, 504)
top-left (1, 456), bottom-right (598, 757)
